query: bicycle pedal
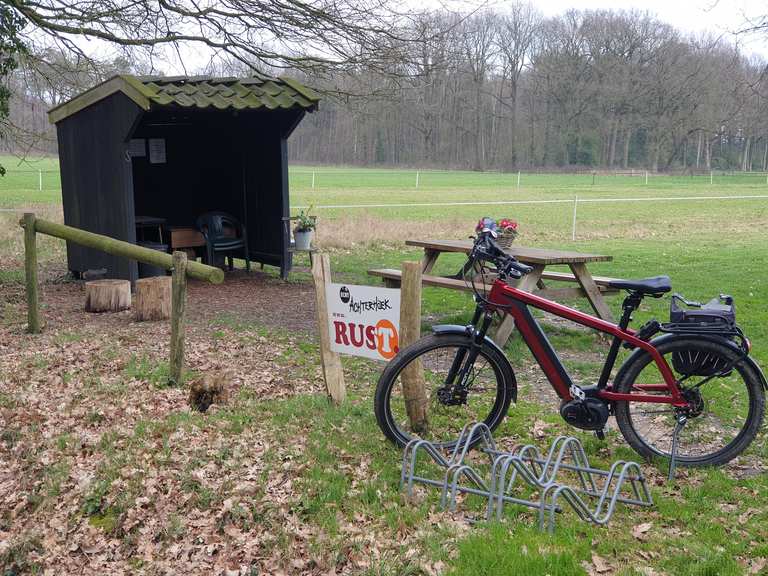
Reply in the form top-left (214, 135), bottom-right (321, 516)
top-left (594, 429), bottom-right (606, 441)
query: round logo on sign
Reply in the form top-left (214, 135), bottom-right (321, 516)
top-left (375, 319), bottom-right (399, 360)
top-left (339, 286), bottom-right (351, 303)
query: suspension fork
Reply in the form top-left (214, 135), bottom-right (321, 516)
top-left (444, 307), bottom-right (495, 389)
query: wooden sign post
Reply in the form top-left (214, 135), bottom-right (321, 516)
top-left (312, 254), bottom-right (346, 404)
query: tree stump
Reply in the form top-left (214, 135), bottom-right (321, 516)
top-left (134, 276), bottom-right (172, 321)
top-left (84, 279), bottom-right (131, 312)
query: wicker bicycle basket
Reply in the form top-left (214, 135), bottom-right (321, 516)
top-left (496, 228), bottom-right (518, 249)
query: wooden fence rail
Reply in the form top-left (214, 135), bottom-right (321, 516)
top-left (20, 213), bottom-right (224, 385)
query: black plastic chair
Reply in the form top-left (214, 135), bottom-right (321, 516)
top-left (195, 211), bottom-right (250, 272)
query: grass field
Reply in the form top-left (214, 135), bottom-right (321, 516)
top-left (2, 156), bottom-right (768, 574)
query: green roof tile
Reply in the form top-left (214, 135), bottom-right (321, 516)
top-left (48, 73), bottom-right (320, 123)
top-left (141, 75), bottom-right (319, 113)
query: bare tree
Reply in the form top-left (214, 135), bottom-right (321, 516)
top-left (2, 0), bottom-right (410, 74)
top-left (458, 12), bottom-right (496, 170)
top-left (495, 2), bottom-right (541, 168)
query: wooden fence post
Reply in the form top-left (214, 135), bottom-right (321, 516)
top-left (170, 251), bottom-right (188, 385)
top-left (311, 254), bottom-right (346, 404)
top-left (400, 261), bottom-right (428, 434)
top-left (22, 213), bottom-right (41, 333)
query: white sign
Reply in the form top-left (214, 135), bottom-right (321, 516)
top-left (148, 138), bottom-right (167, 164)
top-left (128, 139), bottom-right (146, 157)
top-left (327, 283), bottom-right (401, 361)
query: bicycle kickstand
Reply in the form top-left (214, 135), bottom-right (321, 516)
top-left (668, 414), bottom-right (687, 482)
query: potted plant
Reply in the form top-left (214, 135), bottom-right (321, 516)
top-left (294, 206), bottom-right (316, 250)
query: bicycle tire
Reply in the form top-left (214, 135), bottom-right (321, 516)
top-left (374, 332), bottom-right (515, 449)
top-left (614, 336), bottom-right (765, 467)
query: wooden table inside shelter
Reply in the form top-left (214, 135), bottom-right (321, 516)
top-left (167, 227), bottom-right (206, 250)
top-left (372, 239), bottom-right (617, 346)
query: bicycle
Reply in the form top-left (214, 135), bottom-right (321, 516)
top-left (375, 228), bottom-right (766, 468)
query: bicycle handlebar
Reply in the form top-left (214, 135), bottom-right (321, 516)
top-left (470, 230), bottom-right (534, 280)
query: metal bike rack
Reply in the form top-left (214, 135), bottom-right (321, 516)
top-left (400, 422), bottom-right (653, 533)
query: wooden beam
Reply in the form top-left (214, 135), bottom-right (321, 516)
top-left (169, 251), bottom-right (188, 385)
top-left (540, 270), bottom-right (620, 287)
top-left (400, 261), bottom-right (429, 434)
top-left (421, 249), bottom-right (441, 274)
top-left (33, 218), bottom-right (223, 284)
top-left (312, 254), bottom-right (346, 404)
top-left (369, 269), bottom-right (614, 298)
top-left (22, 213), bottom-right (40, 334)
top-left (569, 262), bottom-right (615, 321)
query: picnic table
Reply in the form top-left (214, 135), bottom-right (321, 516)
top-left (368, 239), bottom-right (618, 345)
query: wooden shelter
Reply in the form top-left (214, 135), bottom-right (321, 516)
top-left (48, 74), bottom-right (319, 281)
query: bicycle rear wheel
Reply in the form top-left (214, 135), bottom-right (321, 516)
top-left (374, 333), bottom-right (515, 448)
top-left (614, 337), bottom-right (765, 467)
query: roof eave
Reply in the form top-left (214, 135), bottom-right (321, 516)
top-left (48, 75), bottom-right (152, 125)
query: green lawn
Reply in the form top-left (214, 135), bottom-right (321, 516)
top-left (2, 158), bottom-right (768, 574)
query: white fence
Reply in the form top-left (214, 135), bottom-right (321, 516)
top-left (294, 193), bottom-right (768, 241)
top-left (5, 167), bottom-right (768, 194)
top-left (289, 169), bottom-right (768, 190)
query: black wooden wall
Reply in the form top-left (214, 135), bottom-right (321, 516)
top-left (57, 93), bottom-right (143, 281)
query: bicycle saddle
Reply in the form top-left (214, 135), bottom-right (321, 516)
top-left (608, 275), bottom-right (671, 295)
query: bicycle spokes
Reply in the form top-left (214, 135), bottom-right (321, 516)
top-left (388, 343), bottom-right (506, 445)
top-left (625, 347), bottom-right (754, 462)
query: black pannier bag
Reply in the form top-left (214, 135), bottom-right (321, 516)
top-left (669, 294), bottom-right (736, 376)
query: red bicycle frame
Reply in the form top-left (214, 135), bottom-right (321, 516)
top-left (486, 279), bottom-right (688, 407)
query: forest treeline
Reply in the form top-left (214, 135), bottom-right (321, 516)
top-left (3, 5), bottom-right (767, 172)
top-left (289, 7), bottom-right (768, 172)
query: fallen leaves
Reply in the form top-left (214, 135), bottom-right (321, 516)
top-left (581, 553), bottom-right (613, 575)
top-left (591, 553), bottom-right (612, 573)
top-left (747, 557), bottom-right (768, 575)
top-left (532, 418), bottom-right (549, 439)
top-left (632, 522), bottom-right (652, 541)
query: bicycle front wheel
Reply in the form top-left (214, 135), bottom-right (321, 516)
top-left (374, 332), bottom-right (515, 449)
top-left (614, 336), bottom-right (765, 467)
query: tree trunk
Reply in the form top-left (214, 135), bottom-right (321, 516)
top-left (742, 137), bottom-right (752, 172)
top-left (696, 130), bottom-right (702, 169)
top-left (608, 120), bottom-right (618, 167)
top-left (134, 276), bottom-right (172, 321)
top-left (528, 93), bottom-right (536, 166)
top-left (763, 139), bottom-right (768, 171)
top-left (509, 84), bottom-right (518, 168)
top-left (85, 279), bottom-right (131, 313)
top-left (623, 127), bottom-right (631, 168)
top-left (474, 82), bottom-right (484, 170)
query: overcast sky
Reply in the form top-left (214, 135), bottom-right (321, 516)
top-left (502, 0), bottom-right (767, 57)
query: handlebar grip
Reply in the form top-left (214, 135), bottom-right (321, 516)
top-left (510, 261), bottom-right (533, 274)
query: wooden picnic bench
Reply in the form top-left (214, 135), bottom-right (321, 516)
top-left (368, 239), bottom-right (619, 346)
top-left (368, 268), bottom-right (618, 299)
